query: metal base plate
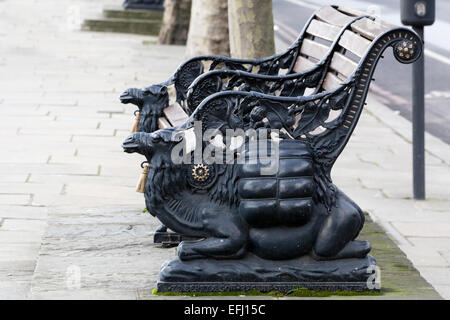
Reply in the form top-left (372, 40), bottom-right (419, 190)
top-left (157, 281), bottom-right (379, 293)
top-left (157, 254), bottom-right (379, 293)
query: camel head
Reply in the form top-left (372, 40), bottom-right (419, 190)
top-left (119, 88), bottom-right (145, 108)
top-left (122, 128), bottom-right (182, 162)
top-left (120, 85), bottom-right (169, 133)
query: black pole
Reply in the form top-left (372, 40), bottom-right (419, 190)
top-left (412, 26), bottom-right (425, 200)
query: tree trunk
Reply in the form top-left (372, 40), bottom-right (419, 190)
top-left (228, 0), bottom-right (275, 59)
top-left (185, 0), bottom-right (230, 57)
top-left (158, 0), bottom-right (192, 45)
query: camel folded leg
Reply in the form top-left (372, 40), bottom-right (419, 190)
top-left (313, 188), bottom-right (367, 260)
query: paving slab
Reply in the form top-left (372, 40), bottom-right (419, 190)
top-left (0, 231), bottom-right (44, 244)
top-left (1, 219), bottom-right (47, 232)
top-left (392, 222), bottom-right (450, 238)
top-left (0, 194), bottom-right (32, 206)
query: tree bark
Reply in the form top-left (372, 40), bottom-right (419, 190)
top-left (185, 0), bottom-right (230, 57)
top-left (158, 0), bottom-right (192, 45)
top-left (228, 0), bottom-right (275, 59)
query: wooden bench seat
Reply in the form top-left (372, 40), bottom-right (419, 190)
top-left (162, 102), bottom-right (189, 127)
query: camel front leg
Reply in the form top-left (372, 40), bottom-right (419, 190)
top-left (177, 213), bottom-right (248, 260)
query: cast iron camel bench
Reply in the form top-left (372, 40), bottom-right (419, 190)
top-left (121, 5), bottom-right (422, 252)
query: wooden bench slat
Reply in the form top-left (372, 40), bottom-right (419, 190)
top-left (163, 102), bottom-right (189, 126)
top-left (293, 57), bottom-right (316, 73)
top-left (170, 117), bottom-right (189, 127)
top-left (330, 52), bottom-right (358, 78)
top-left (306, 19), bottom-right (341, 42)
top-left (158, 117), bottom-right (171, 129)
top-left (336, 6), bottom-right (395, 40)
top-left (322, 72), bottom-right (343, 91)
top-left (350, 17), bottom-right (395, 41)
top-left (293, 56), bottom-right (316, 73)
top-left (315, 6), bottom-right (355, 27)
top-left (338, 30), bottom-right (371, 57)
top-left (300, 38), bottom-right (329, 61)
top-left (336, 6), bottom-right (367, 17)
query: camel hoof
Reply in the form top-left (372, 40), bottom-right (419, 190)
top-left (313, 240), bottom-right (371, 261)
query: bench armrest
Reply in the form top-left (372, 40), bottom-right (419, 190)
top-left (190, 83), bottom-right (352, 162)
top-left (192, 85), bottom-right (348, 138)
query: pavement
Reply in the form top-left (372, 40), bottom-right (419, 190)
top-left (0, 0), bottom-right (449, 299)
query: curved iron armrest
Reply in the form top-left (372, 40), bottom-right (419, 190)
top-left (188, 26), bottom-right (423, 178)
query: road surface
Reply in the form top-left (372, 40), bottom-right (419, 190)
top-left (273, 0), bottom-right (450, 144)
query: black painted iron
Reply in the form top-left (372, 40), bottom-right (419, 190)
top-left (123, 0), bottom-right (164, 11)
top-left (120, 85), bottom-right (169, 133)
top-left (412, 26), bottom-right (425, 200)
top-left (121, 6), bottom-right (422, 292)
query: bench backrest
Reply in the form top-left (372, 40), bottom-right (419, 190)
top-left (183, 6), bottom-right (421, 181)
top-left (159, 6), bottom-right (407, 130)
top-left (293, 6), bottom-right (396, 93)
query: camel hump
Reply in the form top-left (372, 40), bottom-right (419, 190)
top-left (238, 140), bottom-right (316, 228)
